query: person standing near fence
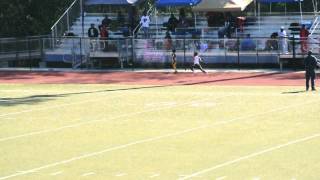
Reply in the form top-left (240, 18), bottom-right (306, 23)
top-left (190, 52), bottom-right (207, 74)
top-left (140, 11), bottom-right (150, 38)
top-left (304, 51), bottom-right (320, 91)
top-left (171, 49), bottom-right (178, 73)
top-left (300, 25), bottom-right (310, 54)
top-left (99, 24), bottom-right (108, 51)
top-left (88, 24), bottom-right (99, 50)
top-left (279, 26), bottom-right (288, 54)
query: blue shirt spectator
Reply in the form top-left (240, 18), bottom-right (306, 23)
top-left (241, 34), bottom-right (256, 51)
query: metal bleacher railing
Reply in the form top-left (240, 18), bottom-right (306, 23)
top-left (309, 14), bottom-right (320, 55)
top-left (0, 36), bottom-right (50, 66)
top-left (51, 0), bottom-right (81, 46)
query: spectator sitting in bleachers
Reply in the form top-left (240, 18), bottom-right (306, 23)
top-left (64, 32), bottom-right (75, 37)
top-left (178, 8), bottom-right (186, 22)
top-left (226, 39), bottom-right (238, 51)
top-left (241, 34), bottom-right (256, 51)
top-left (265, 32), bottom-right (278, 51)
top-left (178, 8), bottom-right (189, 29)
top-left (176, 16), bottom-right (189, 36)
top-left (102, 15), bottom-right (112, 27)
top-left (122, 25), bottom-right (130, 37)
top-left (206, 12), bottom-right (215, 27)
top-left (167, 13), bottom-right (178, 32)
top-left (236, 16), bottom-right (246, 32)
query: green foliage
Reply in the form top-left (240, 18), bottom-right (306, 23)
top-left (0, 0), bottom-right (73, 38)
top-left (0, 0), bottom-right (318, 38)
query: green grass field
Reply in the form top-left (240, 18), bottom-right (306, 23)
top-left (0, 84), bottom-right (320, 180)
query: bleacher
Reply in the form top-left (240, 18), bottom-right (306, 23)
top-left (43, 0), bottom-right (319, 68)
top-left (70, 13), bottom-right (126, 38)
top-left (243, 14), bottom-right (315, 37)
top-left (45, 12), bottom-right (129, 68)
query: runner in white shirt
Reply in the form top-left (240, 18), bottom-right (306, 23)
top-left (140, 12), bottom-right (150, 38)
top-left (191, 52), bottom-right (207, 73)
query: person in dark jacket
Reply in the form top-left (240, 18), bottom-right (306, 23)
top-left (88, 24), bottom-right (99, 50)
top-left (88, 24), bottom-right (99, 38)
top-left (305, 51), bottom-right (320, 91)
top-left (167, 13), bottom-right (178, 32)
top-left (102, 15), bottom-right (112, 27)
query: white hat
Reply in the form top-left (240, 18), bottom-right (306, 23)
top-left (280, 26), bottom-right (284, 29)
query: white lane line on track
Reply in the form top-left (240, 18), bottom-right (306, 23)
top-left (50, 171), bottom-right (63, 176)
top-left (179, 133), bottom-right (320, 180)
top-left (0, 95), bottom-right (226, 143)
top-left (0, 99), bottom-right (316, 180)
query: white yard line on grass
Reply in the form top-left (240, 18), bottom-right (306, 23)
top-left (0, 88), bottom-right (303, 119)
top-left (81, 172), bottom-right (95, 177)
top-left (149, 173), bottom-right (160, 178)
top-left (0, 99), bottom-right (317, 180)
top-left (115, 173), bottom-right (127, 177)
top-left (0, 95), bottom-right (226, 142)
top-left (179, 134), bottom-right (320, 180)
top-left (0, 86), bottom-right (206, 119)
top-left (216, 176), bottom-right (227, 180)
top-left (49, 171), bottom-right (63, 176)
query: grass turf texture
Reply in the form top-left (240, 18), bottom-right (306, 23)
top-left (0, 84), bottom-right (320, 180)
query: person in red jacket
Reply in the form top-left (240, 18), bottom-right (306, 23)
top-left (99, 25), bottom-right (108, 51)
top-left (300, 25), bottom-right (310, 53)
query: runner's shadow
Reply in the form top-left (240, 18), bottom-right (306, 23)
top-left (282, 90), bottom-right (306, 94)
top-left (0, 94), bottom-right (66, 107)
top-left (0, 72), bottom-right (287, 107)
top-left (0, 86), bottom-right (167, 107)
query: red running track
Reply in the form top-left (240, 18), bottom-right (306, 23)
top-left (0, 71), bottom-right (318, 86)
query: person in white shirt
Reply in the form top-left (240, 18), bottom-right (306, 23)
top-left (191, 52), bottom-right (207, 73)
top-left (279, 26), bottom-right (288, 54)
top-left (140, 11), bottom-right (150, 38)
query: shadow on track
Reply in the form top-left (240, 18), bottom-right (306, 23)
top-left (0, 72), bottom-right (281, 107)
top-left (282, 90), bottom-right (306, 94)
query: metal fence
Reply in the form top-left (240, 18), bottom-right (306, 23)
top-left (1, 36), bottom-right (319, 70)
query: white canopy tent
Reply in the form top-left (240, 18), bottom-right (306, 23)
top-left (192, 0), bottom-right (254, 12)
